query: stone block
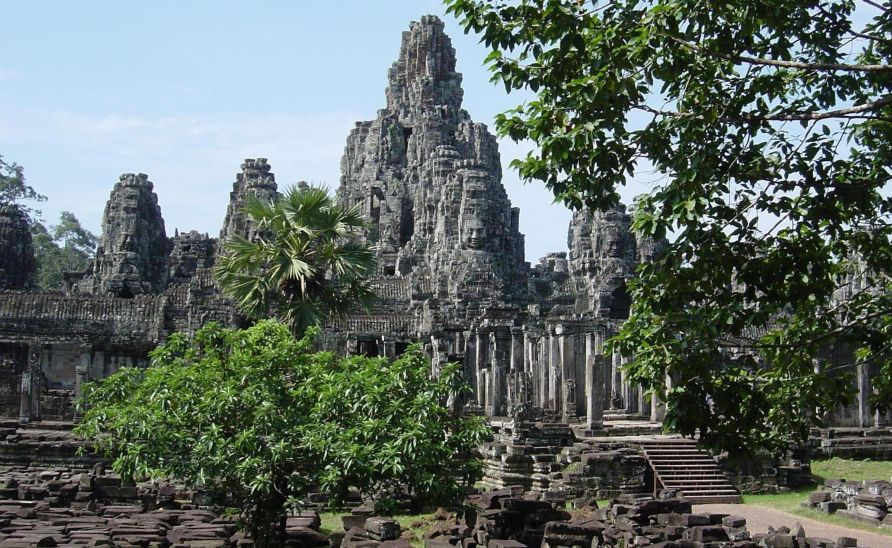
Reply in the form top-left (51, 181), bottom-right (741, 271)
top-left (680, 514), bottom-right (711, 527)
top-left (721, 515), bottom-right (746, 528)
top-left (808, 492), bottom-right (831, 504)
top-left (365, 517), bottom-right (401, 541)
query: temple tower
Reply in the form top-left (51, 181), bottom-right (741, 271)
top-left (0, 205), bottom-right (35, 290)
top-left (88, 173), bottom-right (169, 297)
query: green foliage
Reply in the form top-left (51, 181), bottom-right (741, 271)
top-left (31, 211), bottom-right (98, 291)
top-left (446, 0), bottom-right (892, 455)
top-left (215, 184), bottom-right (376, 334)
top-left (75, 321), bottom-right (488, 546)
top-left (0, 154), bottom-right (45, 222)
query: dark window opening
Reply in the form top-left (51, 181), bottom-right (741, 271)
top-left (395, 342), bottom-right (409, 356)
top-left (399, 208), bottom-right (414, 245)
top-left (402, 126), bottom-right (413, 149)
top-left (608, 284), bottom-right (631, 320)
top-left (357, 339), bottom-right (381, 357)
top-left (118, 285), bottom-right (134, 299)
top-left (384, 264), bottom-right (396, 276)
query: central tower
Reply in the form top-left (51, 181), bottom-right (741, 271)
top-left (338, 16), bottom-right (528, 323)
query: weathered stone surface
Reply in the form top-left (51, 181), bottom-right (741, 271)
top-left (218, 158), bottom-right (278, 250)
top-left (337, 15), bottom-right (528, 328)
top-left (84, 173), bottom-right (169, 297)
top-left (0, 205), bottom-right (35, 291)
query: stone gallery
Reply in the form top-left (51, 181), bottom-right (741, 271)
top-left (0, 16), bottom-right (885, 435)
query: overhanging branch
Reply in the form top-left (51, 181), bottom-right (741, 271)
top-left (668, 36), bottom-right (892, 73)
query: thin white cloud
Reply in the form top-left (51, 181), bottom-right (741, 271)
top-left (0, 106), bottom-right (576, 261)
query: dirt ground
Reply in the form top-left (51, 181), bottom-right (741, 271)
top-left (694, 503), bottom-right (892, 547)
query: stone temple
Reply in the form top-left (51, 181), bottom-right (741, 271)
top-left (0, 16), bottom-right (886, 437)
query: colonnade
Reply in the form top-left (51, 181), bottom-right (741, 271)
top-left (449, 321), bottom-right (653, 429)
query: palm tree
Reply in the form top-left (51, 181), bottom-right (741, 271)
top-left (214, 184), bottom-right (375, 334)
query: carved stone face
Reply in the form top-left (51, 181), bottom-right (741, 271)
top-left (459, 168), bottom-right (491, 251)
top-left (462, 216), bottom-right (486, 250)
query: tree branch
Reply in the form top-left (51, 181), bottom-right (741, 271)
top-left (668, 36), bottom-right (892, 73)
top-left (635, 95), bottom-right (892, 122)
top-left (861, 0), bottom-right (891, 12)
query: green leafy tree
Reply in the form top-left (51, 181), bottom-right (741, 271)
top-left (446, 0), bottom-right (892, 455)
top-left (75, 321), bottom-right (488, 547)
top-left (215, 184), bottom-right (375, 334)
top-left (31, 211), bottom-right (98, 291)
top-left (0, 154), bottom-right (45, 222)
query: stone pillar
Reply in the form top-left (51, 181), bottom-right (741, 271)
top-left (430, 335), bottom-right (447, 377)
top-left (651, 378), bottom-right (667, 423)
top-left (489, 332), bottom-right (503, 416)
top-left (638, 382), bottom-right (649, 417)
top-left (483, 369), bottom-right (493, 415)
top-left (74, 347), bottom-right (91, 422)
top-left (30, 345), bottom-right (42, 422)
top-left (549, 330), bottom-right (561, 411)
top-left (537, 337), bottom-right (548, 408)
top-left (382, 337), bottom-right (397, 360)
top-left (560, 331), bottom-right (576, 421)
top-left (624, 357), bottom-right (639, 414)
top-left (510, 329), bottom-right (523, 372)
top-left (585, 334), bottom-right (605, 430)
top-left (611, 349), bottom-right (623, 409)
top-left (475, 330), bottom-right (486, 407)
top-left (18, 371), bottom-right (31, 424)
top-left (857, 363), bottom-right (872, 428)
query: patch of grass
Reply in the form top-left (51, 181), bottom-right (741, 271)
top-left (811, 457), bottom-right (892, 484)
top-left (317, 512), bottom-right (345, 536)
top-left (317, 511), bottom-right (438, 547)
top-left (741, 488), bottom-right (814, 513)
top-left (743, 487), bottom-right (892, 538)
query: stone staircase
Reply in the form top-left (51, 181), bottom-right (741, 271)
top-left (640, 439), bottom-right (741, 504)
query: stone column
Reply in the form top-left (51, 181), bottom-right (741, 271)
top-left (611, 349), bottom-right (623, 409)
top-left (18, 371), bottom-right (32, 424)
top-left (650, 378), bottom-right (667, 423)
top-left (382, 337), bottom-right (397, 360)
top-left (74, 347), bottom-right (91, 423)
top-left (560, 331), bottom-right (576, 421)
top-left (475, 330), bottom-right (486, 407)
top-left (857, 363), bottom-right (872, 428)
top-left (510, 329), bottom-right (523, 373)
top-left (31, 345), bottom-right (42, 422)
top-left (637, 382), bottom-right (649, 417)
top-left (536, 337), bottom-right (548, 408)
top-left (430, 335), bottom-right (446, 377)
top-left (549, 329), bottom-right (561, 411)
top-left (624, 357), bottom-right (639, 414)
top-left (585, 334), bottom-right (605, 430)
top-left (489, 332), bottom-right (503, 416)
top-left (483, 369), bottom-right (493, 415)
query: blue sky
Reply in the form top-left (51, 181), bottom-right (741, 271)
top-left (0, 0), bottom-right (606, 260)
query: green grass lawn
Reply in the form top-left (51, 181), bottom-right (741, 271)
top-left (741, 457), bottom-right (892, 538)
top-left (810, 457), bottom-right (892, 483)
top-left (318, 511), bottom-right (437, 547)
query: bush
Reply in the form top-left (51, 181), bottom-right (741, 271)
top-left (75, 320), bottom-right (489, 547)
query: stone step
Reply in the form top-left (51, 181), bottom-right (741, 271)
top-left (641, 442), bottom-right (740, 505)
top-left (683, 494), bottom-right (743, 504)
